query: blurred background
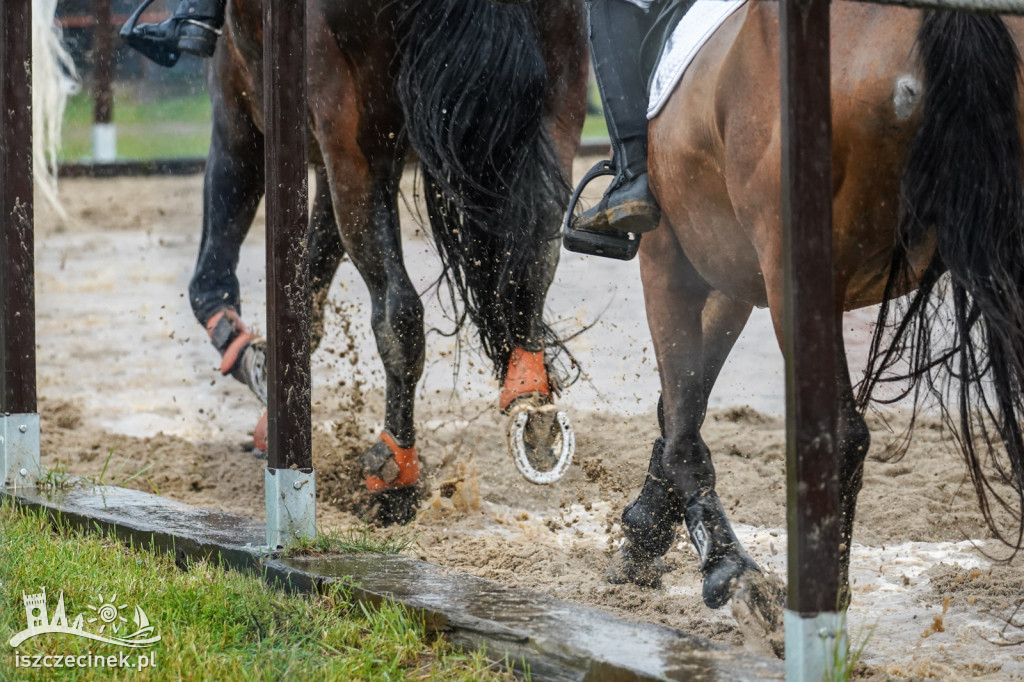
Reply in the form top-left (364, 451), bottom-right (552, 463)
top-left (55, 0), bottom-right (608, 164)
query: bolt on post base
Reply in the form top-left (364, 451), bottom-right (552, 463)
top-left (1, 413), bottom-right (40, 489)
top-left (265, 466), bottom-right (316, 549)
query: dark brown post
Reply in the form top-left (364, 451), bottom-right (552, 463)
top-left (780, 0), bottom-right (843, 676)
top-left (92, 0), bottom-right (116, 161)
top-left (1, 0), bottom-right (41, 490)
top-left (93, 0), bottom-right (113, 125)
top-left (262, 0), bottom-right (314, 546)
top-left (0, 0), bottom-right (37, 416)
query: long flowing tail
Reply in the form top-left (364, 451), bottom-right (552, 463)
top-left (32, 0), bottom-right (77, 217)
top-left (859, 10), bottom-right (1024, 549)
top-left (394, 0), bottom-right (569, 380)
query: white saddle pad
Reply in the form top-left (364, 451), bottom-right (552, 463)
top-left (647, 0), bottom-right (747, 119)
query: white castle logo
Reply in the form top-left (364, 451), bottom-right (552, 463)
top-left (10, 587), bottom-right (161, 649)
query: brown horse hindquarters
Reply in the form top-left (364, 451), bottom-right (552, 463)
top-left (630, 0), bottom-right (1024, 634)
top-left (649, 2), bottom-right (929, 313)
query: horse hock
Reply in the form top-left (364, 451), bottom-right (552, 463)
top-left (501, 348), bottom-right (575, 484)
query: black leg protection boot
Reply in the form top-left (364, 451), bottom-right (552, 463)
top-left (565, 0), bottom-right (661, 260)
top-left (607, 438), bottom-right (683, 587)
top-left (683, 489), bottom-right (761, 609)
top-left (120, 0), bottom-right (226, 67)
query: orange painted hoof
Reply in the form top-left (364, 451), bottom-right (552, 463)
top-left (499, 347), bottom-right (551, 412)
top-left (364, 431), bottom-right (420, 492)
top-left (206, 309), bottom-right (253, 375)
top-left (253, 410), bottom-right (268, 452)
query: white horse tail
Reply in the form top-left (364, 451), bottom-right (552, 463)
top-left (32, 0), bottom-right (78, 218)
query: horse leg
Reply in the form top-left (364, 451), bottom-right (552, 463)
top-left (188, 80), bottom-right (266, 406)
top-left (316, 136), bottom-right (423, 523)
top-left (343, 184), bottom-right (423, 524)
top-left (307, 164), bottom-right (344, 352)
top-left (834, 321), bottom-right (870, 607)
top-left (612, 225), bottom-right (759, 609)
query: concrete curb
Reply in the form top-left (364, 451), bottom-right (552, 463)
top-left (2, 482), bottom-right (783, 681)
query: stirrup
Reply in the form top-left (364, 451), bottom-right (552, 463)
top-left (120, 0), bottom-right (182, 67)
top-left (120, 0), bottom-right (223, 67)
top-left (562, 160), bottom-right (641, 261)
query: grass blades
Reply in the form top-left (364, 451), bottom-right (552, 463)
top-left (0, 499), bottom-right (513, 681)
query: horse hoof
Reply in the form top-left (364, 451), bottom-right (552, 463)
top-left (702, 552), bottom-right (762, 609)
top-left (505, 402), bottom-right (574, 484)
top-left (605, 545), bottom-right (666, 588)
top-left (371, 485), bottom-right (420, 526)
top-left (621, 438), bottom-right (681, 557)
top-left (731, 570), bottom-right (787, 659)
top-left (234, 338), bottom-right (268, 406)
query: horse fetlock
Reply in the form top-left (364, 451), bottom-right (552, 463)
top-left (621, 438), bottom-right (683, 558)
top-left (363, 431), bottom-right (420, 493)
top-left (500, 347), bottom-right (552, 413)
top-left (206, 308), bottom-right (252, 372)
top-left (683, 489), bottom-right (761, 609)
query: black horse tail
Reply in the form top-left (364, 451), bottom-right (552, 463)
top-left (859, 10), bottom-right (1024, 550)
top-left (394, 0), bottom-right (569, 381)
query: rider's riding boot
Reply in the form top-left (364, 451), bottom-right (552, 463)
top-left (683, 489), bottom-right (761, 609)
top-left (565, 0), bottom-right (661, 260)
top-left (120, 0), bottom-right (226, 68)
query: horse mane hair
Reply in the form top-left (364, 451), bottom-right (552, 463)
top-left (858, 9), bottom-right (1024, 553)
top-left (393, 0), bottom-right (573, 384)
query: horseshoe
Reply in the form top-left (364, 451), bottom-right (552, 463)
top-left (506, 404), bottom-right (575, 485)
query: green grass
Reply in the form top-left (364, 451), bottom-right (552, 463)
top-left (284, 526), bottom-right (416, 558)
top-left (0, 500), bottom-right (515, 681)
top-left (59, 91), bottom-right (212, 161)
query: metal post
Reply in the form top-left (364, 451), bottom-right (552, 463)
top-left (780, 0), bottom-right (845, 679)
top-left (0, 0), bottom-right (41, 489)
top-left (263, 0), bottom-right (314, 549)
top-left (92, 0), bottom-right (116, 162)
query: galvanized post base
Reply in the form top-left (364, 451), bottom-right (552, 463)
top-left (785, 610), bottom-right (847, 682)
top-left (91, 123), bottom-right (117, 162)
top-left (0, 413), bottom-right (41, 489)
top-left (264, 467), bottom-right (316, 549)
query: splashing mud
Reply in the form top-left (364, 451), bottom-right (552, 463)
top-left (33, 166), bottom-right (1024, 680)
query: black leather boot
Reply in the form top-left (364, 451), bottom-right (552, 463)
top-left (120, 0), bottom-right (226, 68)
top-left (564, 0), bottom-right (661, 260)
top-left (683, 489), bottom-right (761, 608)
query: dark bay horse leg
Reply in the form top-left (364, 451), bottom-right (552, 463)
top-left (334, 178), bottom-right (424, 524)
top-left (612, 223), bottom-right (760, 609)
top-left (758, 265), bottom-right (870, 626)
top-left (309, 54), bottom-right (423, 521)
top-left (307, 165), bottom-right (345, 351)
top-left (188, 67), bottom-right (265, 394)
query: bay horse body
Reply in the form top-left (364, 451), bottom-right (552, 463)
top-left (189, 0), bottom-right (587, 520)
top-left (619, 1), bottom-right (1024, 630)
